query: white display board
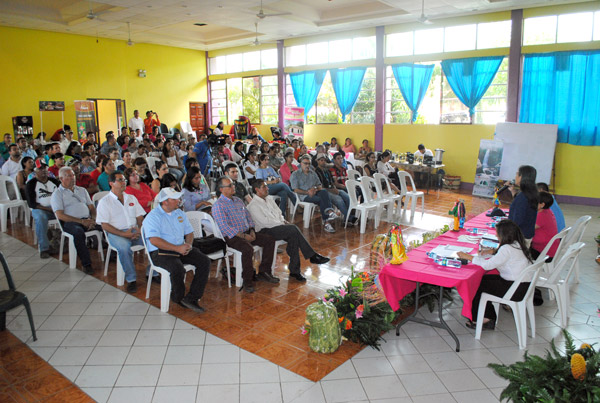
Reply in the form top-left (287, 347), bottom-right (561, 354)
top-left (495, 122), bottom-right (558, 184)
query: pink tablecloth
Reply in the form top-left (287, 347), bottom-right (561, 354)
top-left (379, 210), bottom-right (506, 320)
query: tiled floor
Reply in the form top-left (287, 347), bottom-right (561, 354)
top-left (1, 189), bottom-right (600, 402)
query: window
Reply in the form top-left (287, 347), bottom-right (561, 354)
top-left (415, 28), bottom-right (443, 55)
top-left (386, 32), bottom-right (413, 57)
top-left (523, 16), bottom-right (558, 45)
top-left (385, 66), bottom-right (411, 124)
top-left (210, 75), bottom-right (279, 124)
top-left (348, 68), bottom-right (376, 123)
top-left (440, 57), bottom-right (508, 124)
top-left (595, 11), bottom-right (600, 41)
top-left (477, 20), bottom-right (512, 49)
top-left (557, 12), bottom-right (593, 43)
top-left (313, 72), bottom-right (340, 124)
top-left (444, 24), bottom-right (476, 52)
top-left (523, 11), bottom-right (599, 46)
top-left (209, 49), bottom-right (277, 75)
top-left (284, 36), bottom-right (376, 67)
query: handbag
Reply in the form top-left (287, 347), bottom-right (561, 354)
top-left (192, 235), bottom-right (227, 255)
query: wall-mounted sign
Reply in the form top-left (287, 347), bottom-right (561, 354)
top-left (39, 101), bottom-right (65, 111)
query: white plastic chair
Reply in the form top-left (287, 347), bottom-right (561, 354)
top-left (211, 216), bottom-right (263, 288)
top-left (290, 195), bottom-right (317, 229)
top-left (185, 211), bottom-right (232, 287)
top-left (533, 227), bottom-right (571, 276)
top-left (365, 175), bottom-right (394, 222)
top-left (56, 214), bottom-right (104, 269)
top-left (536, 242), bottom-right (585, 328)
top-left (146, 156), bottom-right (160, 179)
top-left (347, 169), bottom-right (361, 182)
top-left (141, 226), bottom-right (196, 312)
top-left (475, 258), bottom-right (545, 349)
top-left (374, 173), bottom-right (402, 220)
top-left (92, 191), bottom-right (109, 207)
top-left (397, 171), bottom-right (424, 220)
top-left (0, 175), bottom-right (30, 232)
top-left (103, 229), bottom-right (145, 286)
top-left (345, 180), bottom-right (379, 234)
top-left (561, 215), bottom-right (591, 283)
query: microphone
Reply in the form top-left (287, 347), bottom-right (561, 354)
top-left (496, 181), bottom-right (514, 194)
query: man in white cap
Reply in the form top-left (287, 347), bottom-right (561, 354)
top-left (96, 171), bottom-right (145, 293)
top-left (143, 187), bottom-right (210, 312)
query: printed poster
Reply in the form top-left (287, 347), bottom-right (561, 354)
top-left (284, 106), bottom-right (304, 138)
top-left (39, 101), bottom-right (65, 111)
top-left (472, 139), bottom-right (503, 198)
top-left (74, 100), bottom-right (98, 138)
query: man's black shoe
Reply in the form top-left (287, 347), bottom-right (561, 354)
top-left (146, 274), bottom-right (161, 284)
top-left (40, 250), bottom-right (50, 259)
top-left (180, 298), bottom-right (205, 313)
top-left (83, 265), bottom-right (94, 274)
top-left (243, 283), bottom-right (255, 293)
top-left (310, 254), bottom-right (330, 264)
top-left (126, 281), bottom-right (137, 293)
top-left (257, 272), bottom-right (280, 283)
top-left (289, 273), bottom-right (307, 282)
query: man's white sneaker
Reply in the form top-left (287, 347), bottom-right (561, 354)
top-left (324, 223), bottom-right (336, 233)
top-left (327, 211), bottom-right (338, 221)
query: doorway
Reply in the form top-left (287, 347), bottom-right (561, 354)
top-left (189, 102), bottom-right (207, 137)
top-left (90, 98), bottom-right (127, 143)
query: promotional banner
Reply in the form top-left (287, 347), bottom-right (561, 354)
top-left (39, 101), bottom-right (65, 111)
top-left (472, 139), bottom-right (503, 198)
top-left (74, 100), bottom-right (98, 139)
top-left (284, 106), bottom-right (304, 138)
top-left (12, 116), bottom-right (33, 139)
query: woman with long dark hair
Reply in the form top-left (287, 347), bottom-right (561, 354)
top-left (458, 220), bottom-right (533, 330)
top-left (377, 151), bottom-right (401, 188)
top-left (151, 160), bottom-right (169, 194)
top-left (508, 165), bottom-right (539, 243)
top-left (231, 141), bottom-right (245, 163)
top-left (181, 166), bottom-right (212, 212)
top-left (124, 167), bottom-right (156, 213)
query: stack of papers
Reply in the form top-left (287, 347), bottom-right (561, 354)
top-left (428, 244), bottom-right (474, 258)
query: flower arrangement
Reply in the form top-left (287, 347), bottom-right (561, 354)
top-left (314, 267), bottom-right (399, 350)
top-left (489, 330), bottom-right (600, 402)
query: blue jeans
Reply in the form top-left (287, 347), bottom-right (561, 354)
top-left (329, 189), bottom-right (351, 219)
top-left (304, 189), bottom-right (334, 222)
top-left (168, 168), bottom-right (184, 182)
top-left (32, 209), bottom-right (55, 252)
top-left (268, 182), bottom-right (297, 216)
top-left (106, 232), bottom-right (144, 283)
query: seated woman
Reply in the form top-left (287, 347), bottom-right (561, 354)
top-left (181, 166), bottom-right (212, 212)
top-left (16, 156), bottom-right (34, 198)
top-left (243, 151), bottom-right (258, 184)
top-left (341, 138), bottom-right (356, 155)
top-left (255, 153), bottom-right (297, 216)
top-left (329, 137), bottom-right (340, 152)
top-left (457, 220), bottom-right (533, 330)
top-left (231, 141), bottom-right (245, 163)
top-left (161, 139), bottom-right (184, 182)
top-left (151, 160), bottom-right (169, 194)
top-left (363, 152), bottom-right (377, 177)
top-left (294, 144), bottom-right (308, 161)
top-left (279, 151), bottom-right (297, 186)
top-left (357, 139), bottom-right (372, 160)
top-left (530, 191), bottom-right (558, 261)
top-left (259, 141), bottom-right (270, 155)
top-left (376, 151), bottom-right (401, 188)
top-left (160, 173), bottom-right (181, 192)
top-left (124, 167), bottom-right (156, 214)
top-left (508, 165), bottom-right (539, 244)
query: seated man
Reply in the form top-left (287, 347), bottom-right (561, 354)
top-left (51, 166), bottom-right (99, 274)
top-left (96, 171), bottom-right (145, 293)
top-left (290, 155), bottom-right (337, 233)
top-left (69, 158), bottom-right (98, 195)
top-left (248, 180), bottom-right (330, 282)
top-left (414, 144), bottom-right (434, 186)
top-left (1, 143), bottom-right (22, 179)
top-left (26, 160), bottom-right (60, 259)
top-left (212, 176), bottom-right (278, 293)
top-left (316, 153), bottom-right (355, 225)
top-left (143, 188), bottom-right (211, 312)
top-left (216, 163), bottom-right (252, 203)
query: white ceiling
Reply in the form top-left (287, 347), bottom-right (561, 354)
top-left (0, 0), bottom-right (591, 51)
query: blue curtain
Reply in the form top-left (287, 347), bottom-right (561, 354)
top-left (391, 63), bottom-right (435, 123)
top-left (441, 56), bottom-right (503, 117)
top-left (329, 67), bottom-right (367, 122)
top-left (520, 50), bottom-right (600, 146)
top-left (289, 70), bottom-right (327, 117)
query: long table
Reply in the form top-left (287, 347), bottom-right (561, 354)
top-left (393, 162), bottom-right (445, 194)
top-left (378, 210), bottom-right (502, 351)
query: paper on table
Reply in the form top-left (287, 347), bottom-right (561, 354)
top-left (429, 244), bottom-right (475, 258)
top-left (457, 235), bottom-right (480, 244)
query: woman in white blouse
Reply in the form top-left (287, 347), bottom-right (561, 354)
top-left (376, 151), bottom-right (401, 188)
top-left (457, 219), bottom-right (533, 330)
top-left (243, 151), bottom-right (259, 182)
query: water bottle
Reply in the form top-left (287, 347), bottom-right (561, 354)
top-left (435, 257), bottom-right (462, 268)
top-left (427, 251), bottom-right (438, 260)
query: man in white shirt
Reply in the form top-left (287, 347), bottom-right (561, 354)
top-left (17, 137), bottom-right (37, 160)
top-left (247, 180), bottom-right (330, 282)
top-left (59, 130), bottom-right (74, 154)
top-left (1, 144), bottom-right (22, 179)
top-left (128, 110), bottom-right (144, 134)
top-left (96, 171), bottom-right (146, 293)
top-left (413, 144), bottom-right (434, 186)
top-left (414, 144), bottom-right (433, 159)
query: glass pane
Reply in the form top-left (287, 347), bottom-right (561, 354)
top-left (262, 75), bottom-right (277, 86)
top-left (285, 45), bottom-right (306, 67)
top-left (263, 106), bottom-right (278, 115)
top-left (226, 53), bottom-right (243, 73)
top-left (557, 12), bottom-right (593, 43)
top-left (262, 86), bottom-right (278, 96)
top-left (418, 63), bottom-right (442, 124)
top-left (243, 51), bottom-right (261, 71)
top-left (242, 77), bottom-right (260, 122)
top-left (353, 36), bottom-right (376, 60)
top-left (329, 39), bottom-right (352, 63)
top-left (445, 24), bottom-right (476, 52)
top-left (262, 95), bottom-right (279, 105)
top-left (386, 32), bottom-right (413, 57)
top-left (477, 20), bottom-right (511, 49)
top-left (262, 114), bottom-right (278, 124)
top-left (316, 72), bottom-right (340, 123)
top-left (261, 48), bottom-right (278, 69)
top-left (523, 16), bottom-right (557, 45)
top-left (307, 42), bottom-right (329, 65)
top-left (226, 78), bottom-right (242, 123)
top-left (595, 11), bottom-right (600, 41)
top-left (211, 80), bottom-right (226, 90)
top-left (210, 56), bottom-right (226, 75)
top-left (414, 28), bottom-right (443, 55)
top-left (212, 98), bottom-right (227, 108)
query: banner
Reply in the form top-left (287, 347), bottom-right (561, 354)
top-left (74, 100), bottom-right (97, 139)
top-left (12, 116), bottom-right (33, 139)
top-left (284, 106), bottom-right (304, 138)
top-left (39, 101), bottom-right (65, 111)
top-left (472, 139), bottom-right (503, 198)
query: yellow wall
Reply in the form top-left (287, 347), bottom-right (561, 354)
top-left (96, 100), bottom-right (119, 138)
top-left (0, 26), bottom-right (207, 139)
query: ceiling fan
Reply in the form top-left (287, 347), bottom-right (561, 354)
top-left (256, 0), bottom-right (291, 19)
top-left (251, 22), bottom-right (261, 46)
top-left (417, 0), bottom-right (433, 24)
top-left (85, 1), bottom-right (106, 21)
top-left (127, 22), bottom-right (134, 46)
